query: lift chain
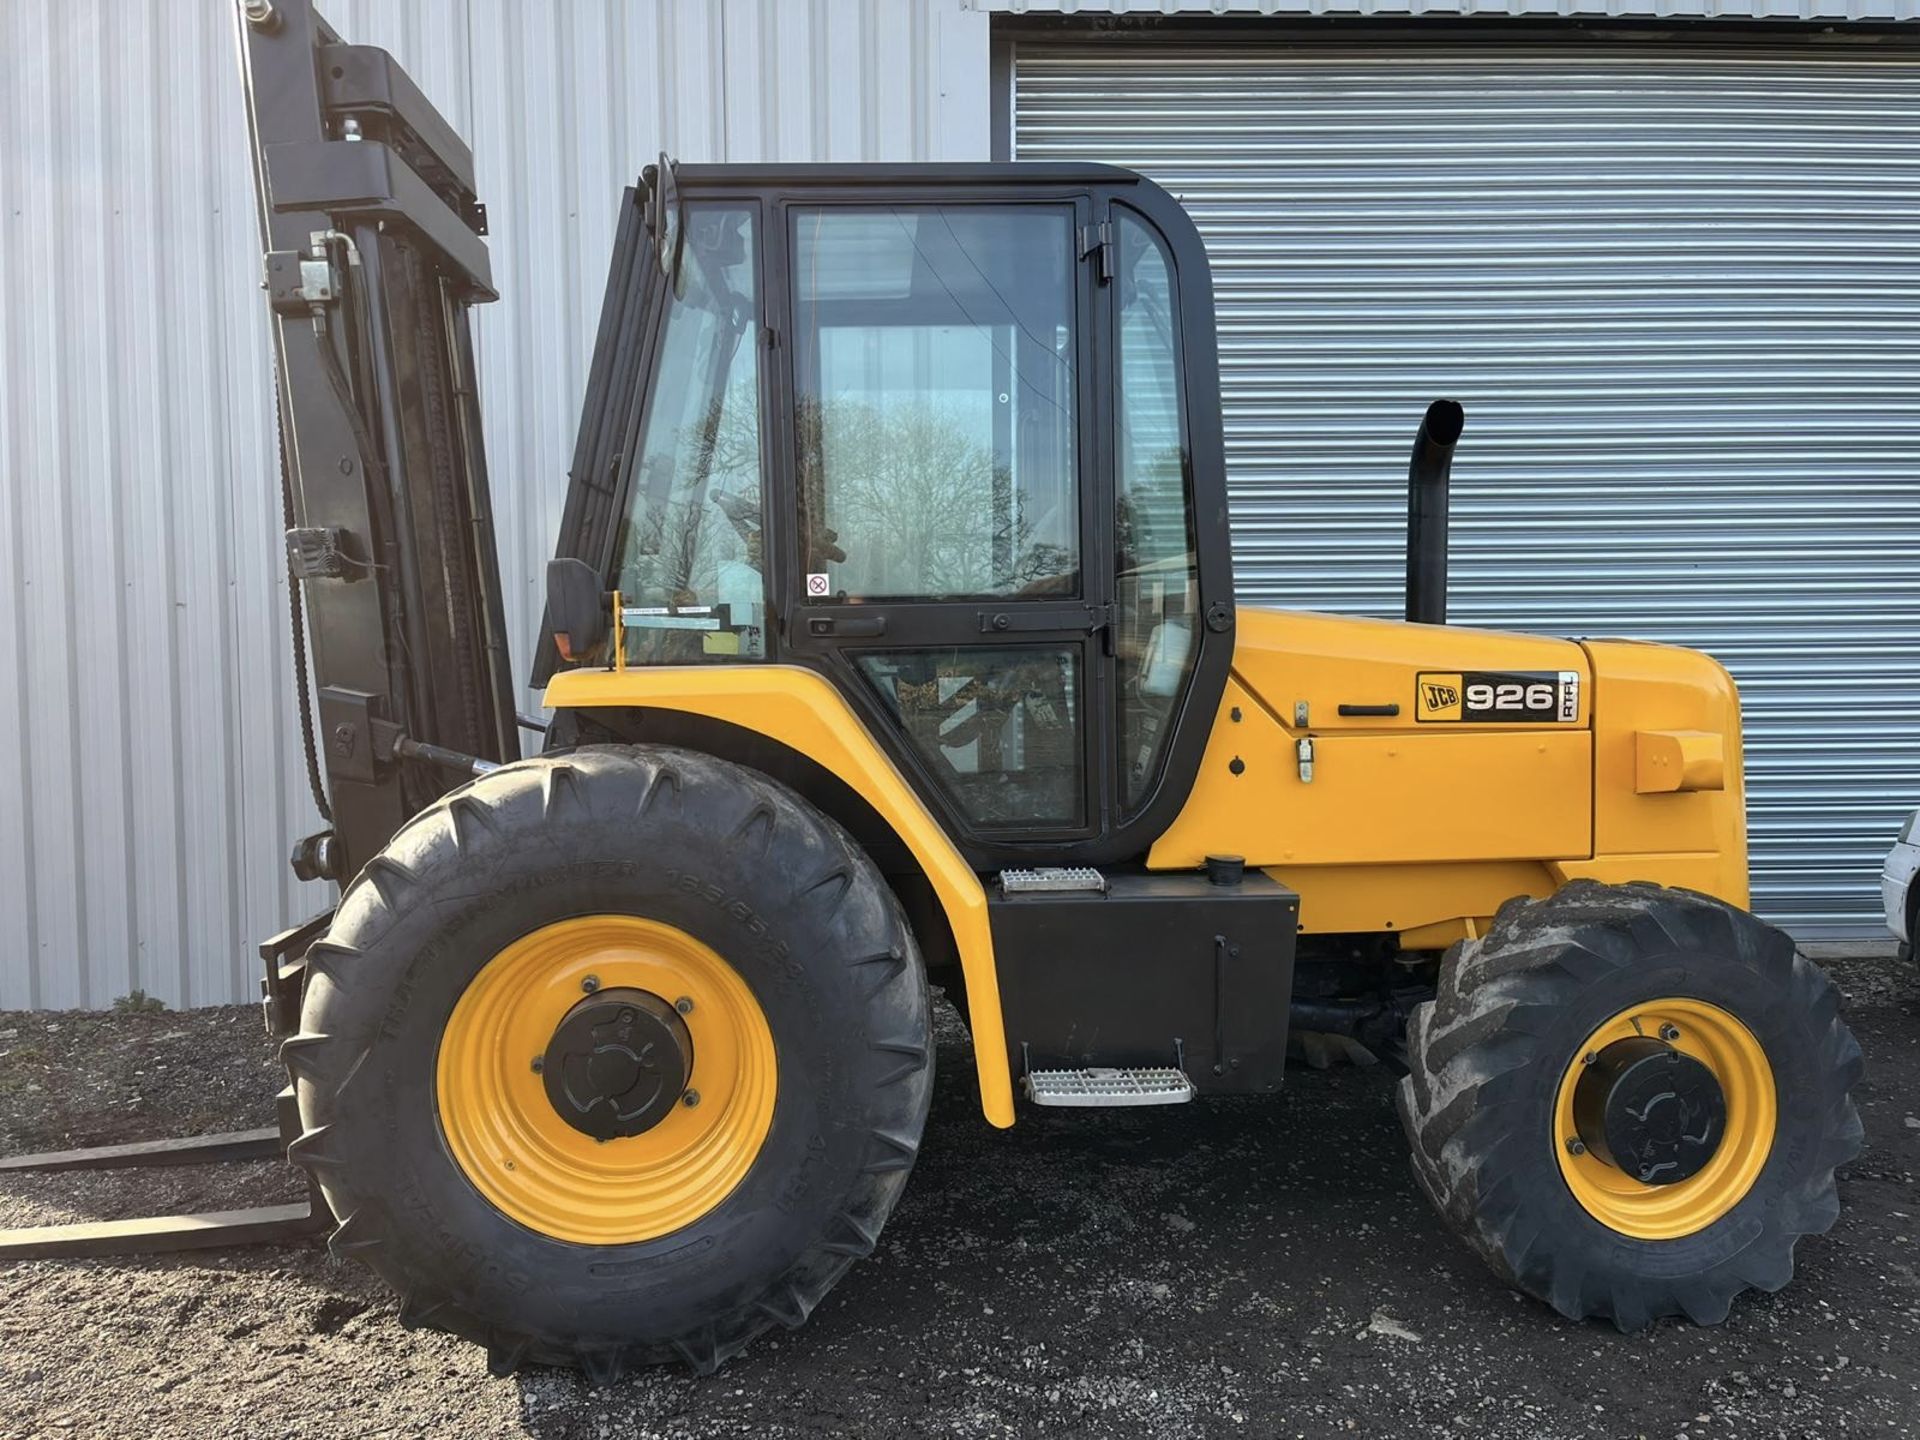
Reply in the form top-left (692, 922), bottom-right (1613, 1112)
top-left (274, 372), bottom-right (333, 826)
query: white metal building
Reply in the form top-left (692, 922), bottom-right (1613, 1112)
top-left (2, 0), bottom-right (1915, 1007)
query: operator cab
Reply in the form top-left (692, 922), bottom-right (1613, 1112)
top-left (546, 160), bottom-right (1236, 870)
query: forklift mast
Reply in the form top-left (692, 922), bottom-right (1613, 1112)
top-left (235, 0), bottom-right (519, 881)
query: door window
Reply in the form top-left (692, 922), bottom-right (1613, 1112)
top-left (791, 206), bottom-right (1079, 602)
top-left (612, 205), bottom-right (765, 663)
top-left (1113, 211), bottom-right (1198, 810)
top-left (858, 646), bottom-right (1082, 828)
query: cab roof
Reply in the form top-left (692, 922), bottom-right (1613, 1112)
top-left (666, 160), bottom-right (1153, 192)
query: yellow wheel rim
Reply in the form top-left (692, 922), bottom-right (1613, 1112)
top-left (1553, 997), bottom-right (1775, 1241)
top-left (436, 915), bottom-right (777, 1245)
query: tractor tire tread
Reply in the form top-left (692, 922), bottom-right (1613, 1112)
top-left (1396, 880), bottom-right (1863, 1332)
top-left (290, 745), bottom-right (932, 1377)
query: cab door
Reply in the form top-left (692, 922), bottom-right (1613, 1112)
top-left (777, 194), bottom-right (1108, 852)
top-left (765, 176), bottom-right (1234, 867)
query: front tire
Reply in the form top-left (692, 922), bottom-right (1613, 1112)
top-left (1397, 880), bottom-right (1863, 1331)
top-left (285, 746), bottom-right (933, 1378)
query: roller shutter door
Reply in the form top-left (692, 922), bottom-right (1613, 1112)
top-left (1015, 36), bottom-right (1920, 937)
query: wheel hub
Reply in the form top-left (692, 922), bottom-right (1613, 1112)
top-left (542, 988), bottom-right (692, 1141)
top-left (1572, 1036), bottom-right (1725, 1185)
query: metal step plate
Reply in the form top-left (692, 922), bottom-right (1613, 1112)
top-left (1025, 1066), bottom-right (1195, 1108)
top-left (1000, 866), bottom-right (1107, 895)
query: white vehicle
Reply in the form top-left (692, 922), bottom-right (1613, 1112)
top-left (1885, 808), bottom-right (1920, 962)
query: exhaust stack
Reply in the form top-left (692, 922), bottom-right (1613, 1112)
top-left (1406, 399), bottom-right (1465, 625)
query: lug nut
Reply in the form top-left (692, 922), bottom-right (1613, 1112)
top-left (530, 1056), bottom-right (544, 1073)
top-left (1582, 1051), bottom-right (1598, 1067)
top-left (1659, 1023), bottom-right (1680, 1042)
top-left (675, 996), bottom-right (695, 1015)
top-left (1565, 1137), bottom-right (1587, 1157)
top-left (681, 1089), bottom-right (701, 1108)
top-left (581, 974), bottom-right (600, 993)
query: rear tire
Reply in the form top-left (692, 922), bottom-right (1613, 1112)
top-left (1397, 880), bottom-right (1863, 1331)
top-left (285, 745), bottom-right (932, 1378)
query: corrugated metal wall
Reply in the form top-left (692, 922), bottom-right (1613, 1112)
top-left (0, 0), bottom-right (989, 1009)
top-left (1016, 37), bottom-right (1920, 935)
top-left (991, 0), bottom-right (1920, 22)
top-left (5, 5), bottom-right (1909, 1010)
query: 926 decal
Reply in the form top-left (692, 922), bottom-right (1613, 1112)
top-left (1416, 670), bottom-right (1580, 724)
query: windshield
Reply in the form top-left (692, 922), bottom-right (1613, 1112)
top-left (612, 204), bottom-right (765, 663)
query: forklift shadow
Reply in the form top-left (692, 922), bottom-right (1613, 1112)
top-left (504, 989), bottom-right (1501, 1420)
top-left (911, 993), bottom-right (1418, 1229)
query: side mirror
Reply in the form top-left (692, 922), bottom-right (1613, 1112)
top-left (547, 558), bottom-right (610, 663)
top-left (647, 151), bottom-right (684, 293)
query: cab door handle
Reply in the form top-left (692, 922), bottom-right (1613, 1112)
top-left (807, 616), bottom-right (886, 639)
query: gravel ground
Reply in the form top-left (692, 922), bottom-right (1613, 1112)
top-left (0, 954), bottom-right (1915, 1440)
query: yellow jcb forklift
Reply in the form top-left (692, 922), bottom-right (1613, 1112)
top-left (0, 0), bottom-right (1861, 1380)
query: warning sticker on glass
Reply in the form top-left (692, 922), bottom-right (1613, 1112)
top-left (805, 572), bottom-right (831, 599)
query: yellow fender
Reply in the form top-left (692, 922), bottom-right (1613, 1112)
top-left (544, 664), bottom-right (1015, 1128)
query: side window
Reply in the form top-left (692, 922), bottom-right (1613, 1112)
top-left (791, 206), bottom-right (1079, 602)
top-left (613, 205), bottom-right (765, 663)
top-left (1113, 211), bottom-right (1197, 810)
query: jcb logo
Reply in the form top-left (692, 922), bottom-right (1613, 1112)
top-left (1415, 673), bottom-right (1465, 722)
